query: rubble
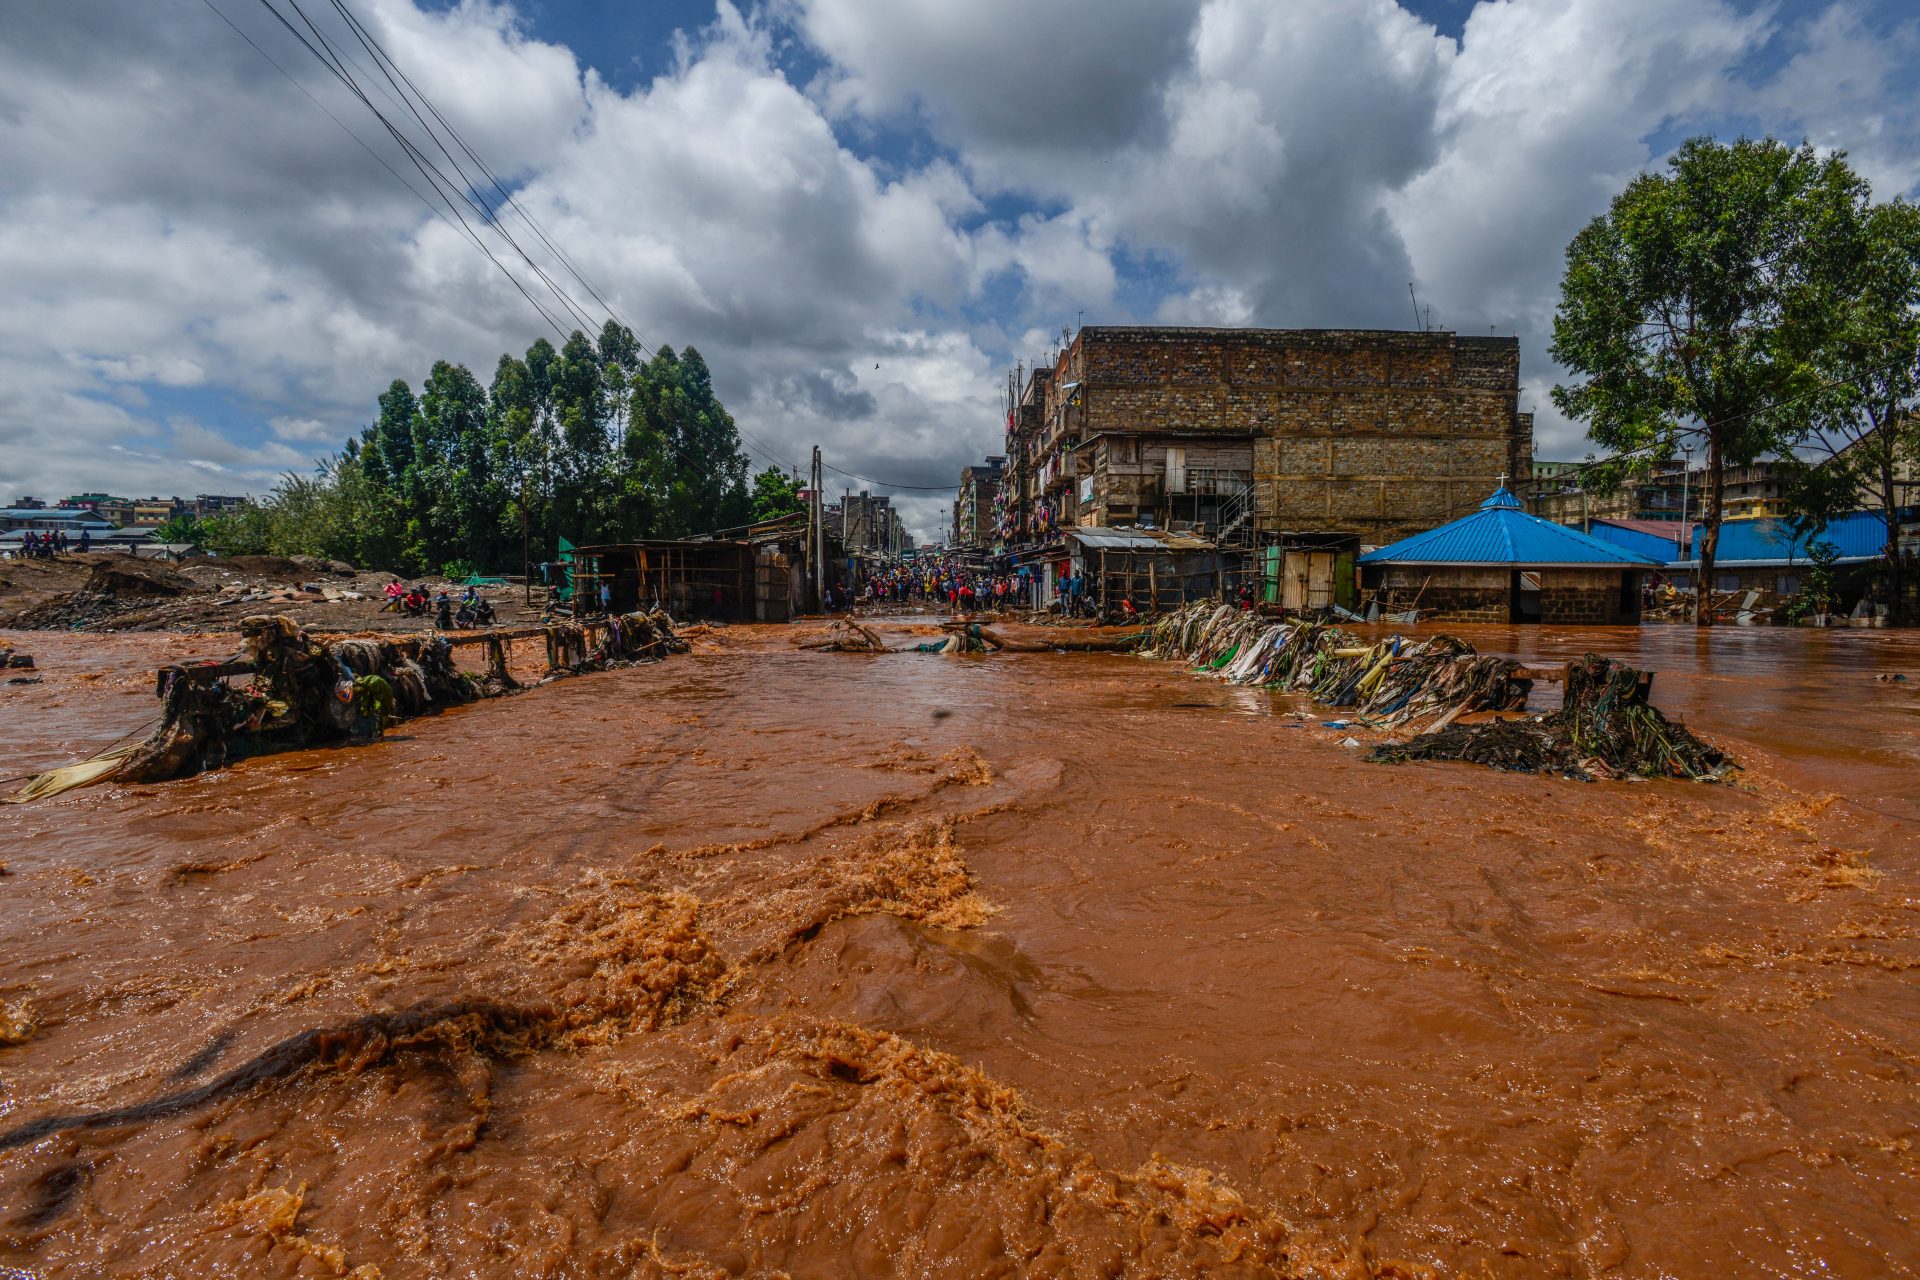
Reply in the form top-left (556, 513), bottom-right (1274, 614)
top-left (0, 553), bottom-right (531, 634)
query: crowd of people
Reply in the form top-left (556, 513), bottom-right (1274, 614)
top-left (832, 561), bottom-right (1038, 613)
top-left (4, 528), bottom-right (91, 559)
top-left (831, 556), bottom-right (1262, 623)
top-left (381, 580), bottom-right (496, 629)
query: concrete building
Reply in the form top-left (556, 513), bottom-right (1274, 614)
top-left (953, 457), bottom-right (1005, 548)
top-left (1001, 368), bottom-right (1050, 543)
top-left (129, 498), bottom-right (184, 528)
top-left (1014, 326), bottom-right (1532, 549)
top-left (194, 494), bottom-right (249, 520)
top-left (1525, 460), bottom-right (1686, 527)
top-left (838, 490), bottom-right (911, 556)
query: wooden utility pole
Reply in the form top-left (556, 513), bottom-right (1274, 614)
top-left (811, 445), bottom-right (825, 612)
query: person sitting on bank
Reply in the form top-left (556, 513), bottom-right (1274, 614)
top-left (434, 589), bottom-right (453, 629)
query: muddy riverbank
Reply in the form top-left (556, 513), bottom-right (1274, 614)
top-left (0, 621), bottom-right (1915, 1277)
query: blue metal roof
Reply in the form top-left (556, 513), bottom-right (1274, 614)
top-left (1683, 509), bottom-right (1902, 567)
top-left (1588, 519), bottom-right (1695, 566)
top-left (2, 508), bottom-right (114, 523)
top-left (1359, 487), bottom-right (1662, 567)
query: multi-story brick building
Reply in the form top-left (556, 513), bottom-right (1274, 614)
top-left (1526, 460), bottom-right (1690, 528)
top-left (194, 494), bottom-right (249, 520)
top-left (1012, 326), bottom-right (1532, 548)
top-left (952, 457), bottom-right (1004, 548)
top-left (1000, 369), bottom-right (1050, 543)
top-left (838, 490), bottom-right (910, 556)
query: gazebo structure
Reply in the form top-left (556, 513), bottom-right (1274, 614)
top-left (1358, 485), bottom-right (1660, 624)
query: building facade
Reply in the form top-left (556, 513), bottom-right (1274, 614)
top-left (1011, 327), bottom-right (1532, 548)
top-left (837, 490), bottom-right (910, 556)
top-left (952, 458), bottom-right (1004, 548)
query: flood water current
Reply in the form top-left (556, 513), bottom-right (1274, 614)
top-left (0, 620), bottom-right (1915, 1277)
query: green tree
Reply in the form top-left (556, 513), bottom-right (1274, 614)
top-left (1551, 136), bottom-right (1870, 624)
top-left (197, 326), bottom-right (749, 577)
top-left (414, 360), bottom-right (494, 571)
top-left (749, 466), bottom-right (804, 523)
top-left (1784, 538), bottom-right (1842, 624)
top-left (1785, 198), bottom-right (1920, 624)
top-left (488, 352), bottom-right (543, 579)
top-left (151, 513), bottom-right (209, 545)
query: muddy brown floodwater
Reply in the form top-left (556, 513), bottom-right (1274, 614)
top-left (0, 620), bottom-right (1915, 1278)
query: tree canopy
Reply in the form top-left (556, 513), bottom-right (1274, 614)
top-left (206, 323), bottom-right (754, 576)
top-left (749, 466), bottom-right (805, 524)
top-left (1551, 136), bottom-right (1871, 623)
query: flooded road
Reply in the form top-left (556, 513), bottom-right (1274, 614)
top-left (0, 620), bottom-right (1916, 1277)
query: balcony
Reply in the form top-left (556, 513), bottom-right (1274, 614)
top-left (1176, 467), bottom-right (1252, 498)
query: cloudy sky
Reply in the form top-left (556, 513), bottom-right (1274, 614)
top-left (4, 0), bottom-right (1918, 538)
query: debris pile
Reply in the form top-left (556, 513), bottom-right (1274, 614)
top-left (5, 558), bottom-right (192, 629)
top-left (7, 610), bottom-right (688, 801)
top-left (1142, 604), bottom-right (1528, 732)
top-left (1142, 602), bottom-right (1733, 782)
top-left (794, 620), bottom-right (889, 652)
top-left (1371, 654), bottom-right (1734, 781)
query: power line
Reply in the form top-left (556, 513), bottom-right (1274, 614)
top-left (314, 0), bottom-right (805, 477)
top-left (266, 0), bottom-right (589, 337)
top-left (819, 460), bottom-right (959, 492)
top-left (245, 0), bottom-right (575, 339)
top-left (215, 0), bottom-right (885, 488)
top-left (301, 0), bottom-right (604, 336)
top-left (326, 0), bottom-right (637, 347)
top-left (199, 0), bottom-right (473, 253)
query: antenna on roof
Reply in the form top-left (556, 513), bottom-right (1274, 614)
top-left (1408, 283), bottom-right (1422, 331)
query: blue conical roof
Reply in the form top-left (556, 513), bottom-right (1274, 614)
top-left (1358, 487), bottom-right (1661, 567)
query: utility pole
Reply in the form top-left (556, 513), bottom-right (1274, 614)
top-left (811, 445), bottom-right (825, 612)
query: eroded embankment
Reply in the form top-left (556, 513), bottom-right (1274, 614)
top-left (1, 623), bottom-right (1916, 1277)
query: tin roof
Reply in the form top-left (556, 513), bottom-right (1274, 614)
top-left (1065, 526), bottom-right (1217, 552)
top-left (1680, 509), bottom-right (1901, 567)
top-left (1587, 518), bottom-right (1696, 564)
top-left (2, 508), bottom-right (116, 524)
top-left (1359, 488), bottom-right (1661, 568)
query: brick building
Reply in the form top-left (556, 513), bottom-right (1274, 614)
top-left (838, 490), bottom-right (909, 556)
top-left (952, 457), bottom-right (1005, 548)
top-left (1011, 327), bottom-right (1532, 548)
top-left (1001, 369), bottom-right (1049, 543)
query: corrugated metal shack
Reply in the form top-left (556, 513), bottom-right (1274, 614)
top-left (571, 519), bottom-right (808, 622)
top-left (1065, 526), bottom-right (1245, 612)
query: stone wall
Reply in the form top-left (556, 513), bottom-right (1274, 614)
top-left (1066, 327), bottom-right (1531, 544)
top-left (1375, 565), bottom-right (1510, 622)
top-left (1538, 568), bottom-right (1638, 625)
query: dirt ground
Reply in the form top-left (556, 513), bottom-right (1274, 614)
top-left (0, 553), bottom-right (546, 635)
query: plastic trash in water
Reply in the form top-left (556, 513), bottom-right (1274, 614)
top-left (1321, 719), bottom-right (1352, 729)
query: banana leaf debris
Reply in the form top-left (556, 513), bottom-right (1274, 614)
top-left (1142, 602), bottom-right (1733, 783)
top-left (7, 610), bottom-right (686, 802)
